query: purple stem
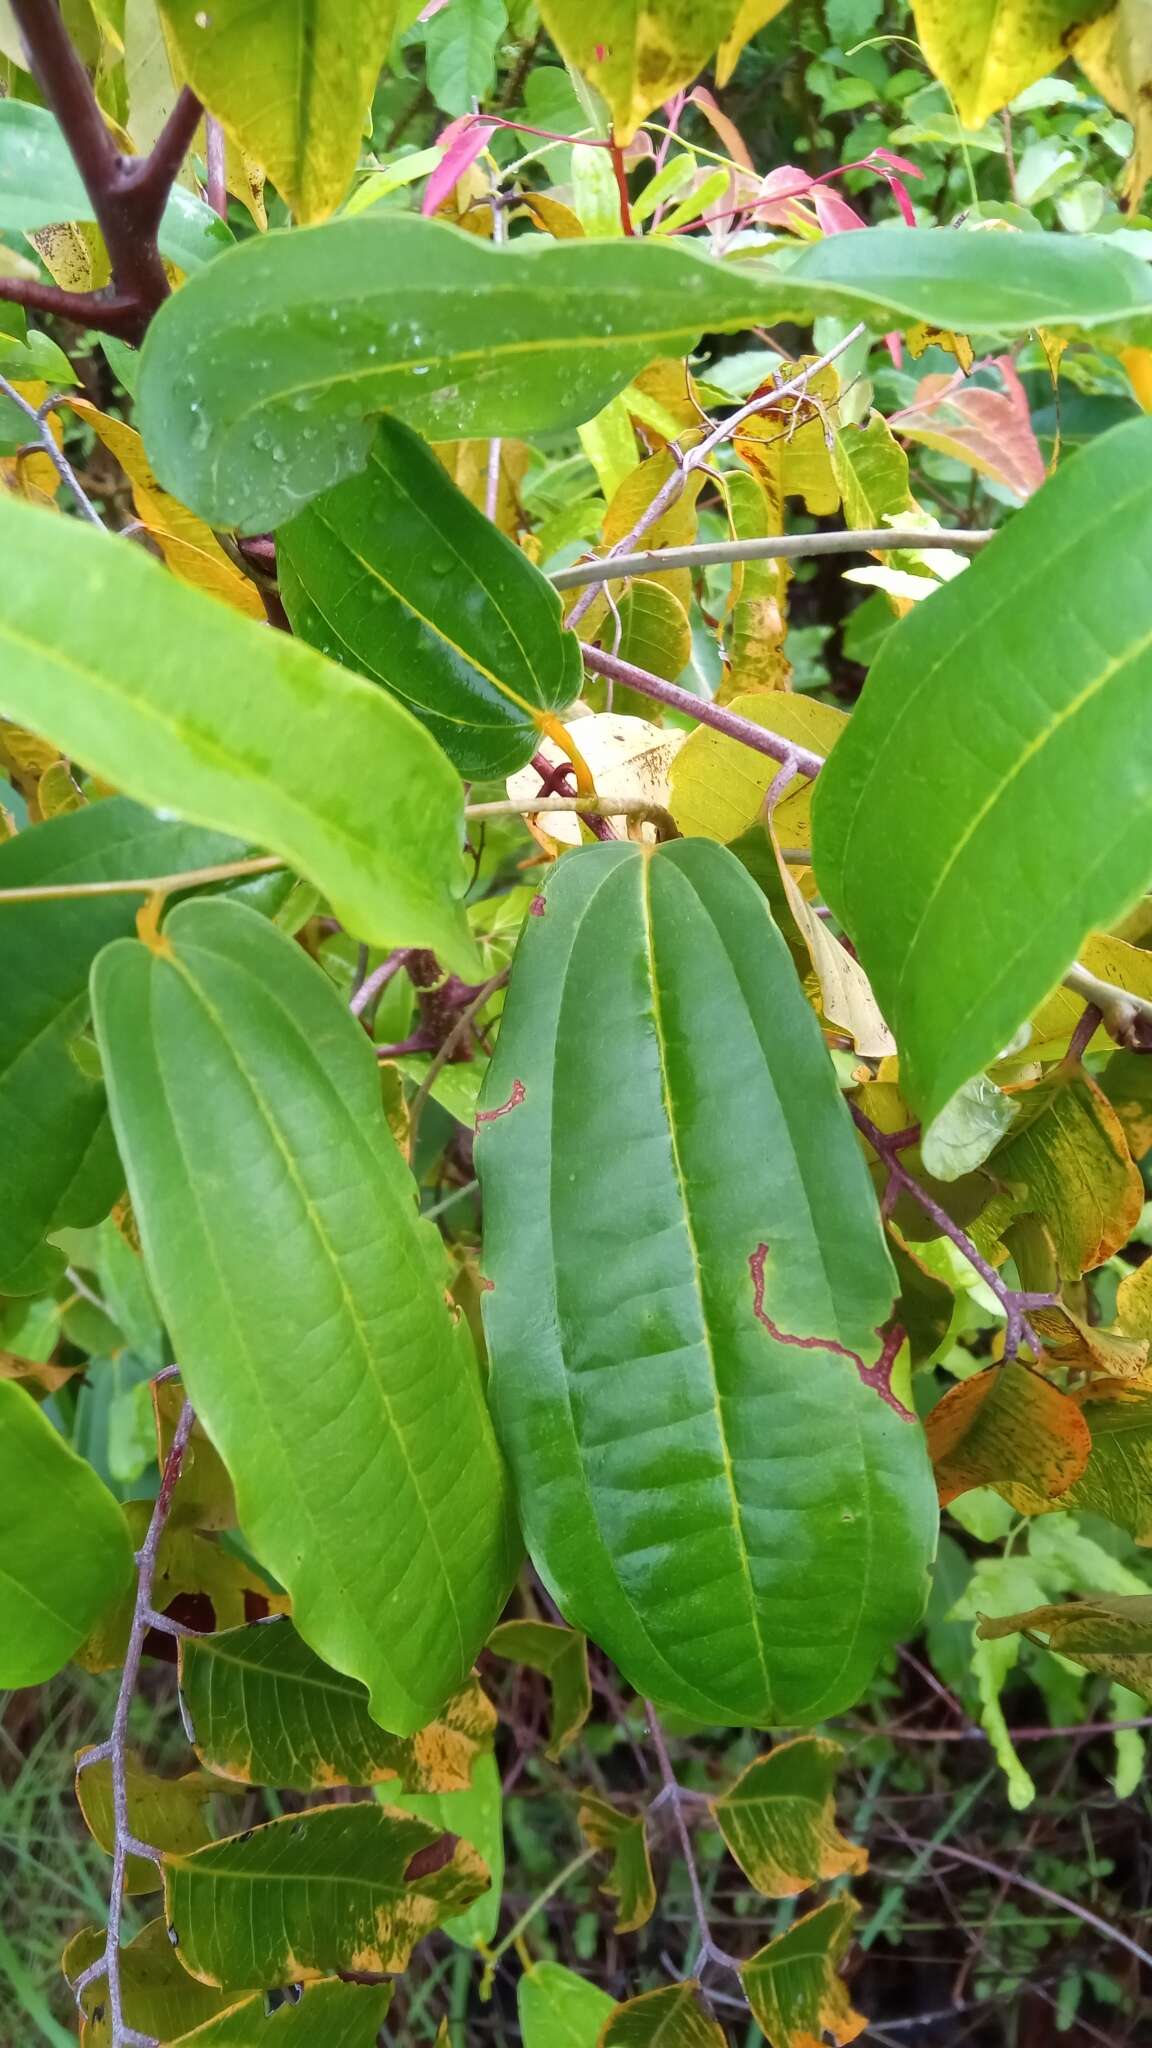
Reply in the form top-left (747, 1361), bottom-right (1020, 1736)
top-left (580, 644), bottom-right (825, 778)
top-left (349, 948), bottom-right (410, 1020)
top-left (644, 1701), bottom-right (740, 1986)
top-left (72, 1395), bottom-right (196, 2048)
top-left (205, 115), bottom-right (228, 220)
top-left (850, 1106), bottom-right (1055, 1360)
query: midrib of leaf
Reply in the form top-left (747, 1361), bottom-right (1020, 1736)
top-left (192, 1638), bottom-right (365, 1698)
top-left (170, 947), bottom-right (469, 1675)
top-left (638, 851), bottom-right (771, 1703)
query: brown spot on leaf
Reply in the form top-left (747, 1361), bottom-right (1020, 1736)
top-left (404, 1831), bottom-right (459, 1882)
top-left (475, 1077), bottom-right (525, 1126)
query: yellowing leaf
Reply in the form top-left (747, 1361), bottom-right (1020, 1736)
top-left (1040, 1383), bottom-right (1152, 1541)
top-left (716, 0), bottom-right (793, 87)
top-left (720, 468), bottom-right (790, 696)
top-left (712, 1737), bottom-right (866, 1898)
top-left (669, 695), bottom-right (847, 847)
top-left (27, 218), bottom-right (111, 291)
top-left (75, 1748), bottom-right (214, 1894)
top-left (434, 436), bottom-right (531, 539)
top-left (1118, 1255), bottom-right (1152, 1340)
top-left (158, 0), bottom-right (398, 222)
top-left (66, 398), bottom-right (264, 617)
top-left (506, 714), bottom-right (684, 851)
top-left (979, 1593), bottom-right (1152, 1699)
top-left (601, 447), bottom-right (704, 610)
top-left (1073, 0), bottom-right (1152, 210)
top-left (1029, 931), bottom-right (1152, 1053)
top-left (977, 1070), bottom-right (1144, 1282)
top-left (578, 1791), bottom-right (656, 1933)
top-left (537, 0), bottom-right (746, 143)
top-left (910, 1), bottom-right (1113, 127)
top-left (741, 1896), bottom-right (866, 2048)
top-left (733, 359), bottom-right (841, 525)
top-left (602, 1982), bottom-right (727, 2048)
top-left (487, 1619), bottom-right (591, 1759)
top-left (925, 1364), bottom-right (1091, 1509)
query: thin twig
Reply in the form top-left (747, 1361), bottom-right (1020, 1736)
top-left (0, 373), bottom-right (104, 525)
top-left (465, 792), bottom-right (679, 837)
top-left (552, 526), bottom-right (992, 590)
top-left (580, 645), bottom-right (826, 777)
top-left (645, 1701), bottom-right (741, 1986)
top-left (71, 1396), bottom-right (197, 2047)
top-left (885, 1834), bottom-right (1152, 1976)
top-left (850, 1106), bottom-right (1055, 1360)
top-left (566, 322), bottom-right (867, 629)
top-left (1062, 962), bottom-right (1152, 1051)
top-left (405, 969), bottom-right (510, 1162)
top-left (349, 948), bottom-right (411, 1020)
top-left (204, 116), bottom-right (228, 220)
top-left (0, 854), bottom-right (283, 905)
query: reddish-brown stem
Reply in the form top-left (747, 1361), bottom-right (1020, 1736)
top-left (205, 115), bottom-right (228, 220)
top-left (580, 644), bottom-right (826, 777)
top-left (7, 2), bottom-right (202, 343)
top-left (608, 132), bottom-right (635, 235)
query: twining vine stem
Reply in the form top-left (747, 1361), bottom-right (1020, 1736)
top-left (70, 1390), bottom-right (197, 2048)
top-left (553, 526), bottom-right (992, 590)
top-left (644, 1701), bottom-right (741, 1990)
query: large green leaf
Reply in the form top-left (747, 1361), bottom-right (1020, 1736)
top-left (92, 899), bottom-right (518, 1734)
top-left (278, 417), bottom-right (582, 778)
top-left (812, 416), bottom-right (1152, 1125)
top-left (476, 839), bottom-right (937, 1726)
top-left (0, 1378), bottom-right (134, 1684)
top-left (0, 100), bottom-right (227, 271)
top-left (0, 799), bottom-right (243, 1295)
top-left (158, 1), bottom-right (398, 223)
top-left (0, 497), bottom-right (478, 975)
top-left (162, 1803), bottom-right (489, 1988)
top-left (178, 1617), bottom-right (496, 1791)
top-left (136, 216), bottom-right (1152, 530)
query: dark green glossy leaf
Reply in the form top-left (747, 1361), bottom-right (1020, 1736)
top-left (162, 1803), bottom-right (489, 1987)
top-left (0, 101), bottom-right (227, 271)
top-left (137, 216), bottom-right (1152, 530)
top-left (279, 417), bottom-right (582, 778)
top-left (0, 799), bottom-right (243, 1294)
top-left (812, 416), bottom-right (1152, 1124)
top-left (92, 899), bottom-right (518, 1734)
top-left (0, 1378), bottom-right (134, 1684)
top-left (476, 840), bottom-right (937, 1726)
top-left (178, 1617), bottom-right (496, 1791)
top-left (0, 497), bottom-right (478, 975)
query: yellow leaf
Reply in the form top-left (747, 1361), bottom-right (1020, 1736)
top-left (66, 396), bottom-right (264, 618)
top-left (26, 219), bottom-right (111, 292)
top-left (1072, 0), bottom-right (1152, 210)
top-left (602, 446), bottom-right (704, 609)
top-left (519, 192), bottom-right (586, 238)
top-left (537, 0), bottom-right (748, 144)
top-left (433, 437), bottom-right (531, 539)
top-left (979, 1593), bottom-right (1152, 1700)
top-left (716, 1), bottom-right (793, 89)
top-left (669, 694), bottom-right (847, 846)
top-left (976, 1069), bottom-right (1144, 1281)
top-left (1123, 347), bottom-right (1152, 411)
top-left (910, 1), bottom-right (1114, 128)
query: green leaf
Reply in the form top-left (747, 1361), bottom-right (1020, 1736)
top-left (517, 1961), bottom-right (615, 2048)
top-left (278, 417), bottom-right (582, 779)
top-left (178, 1617), bottom-right (496, 1792)
top-left (0, 497), bottom-right (478, 975)
top-left (486, 1619), bottom-right (592, 1758)
top-left (0, 799), bottom-right (244, 1295)
top-left (740, 1896), bottom-right (865, 2048)
top-left (92, 899), bottom-right (518, 1734)
top-left (386, 1750), bottom-right (504, 1945)
top-left (909, 0), bottom-right (1105, 127)
top-left (136, 217), bottom-right (1152, 531)
top-left (167, 1980), bottom-right (394, 2045)
top-left (537, 0), bottom-right (740, 142)
top-left (601, 1983), bottom-right (727, 2048)
top-left (711, 1737), bottom-right (867, 1898)
top-left (812, 415), bottom-right (1152, 1125)
top-left (0, 1378), bottom-right (134, 1684)
top-left (65, 1918), bottom-right (235, 2046)
top-left (162, 1803), bottom-right (489, 1988)
top-left (979, 1593), bottom-right (1152, 1701)
top-left (0, 100), bottom-right (227, 270)
top-left (476, 839), bottom-right (937, 1726)
top-left (426, 0), bottom-right (508, 115)
top-left (75, 1749), bottom-right (214, 1895)
top-left (158, 1), bottom-right (399, 223)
